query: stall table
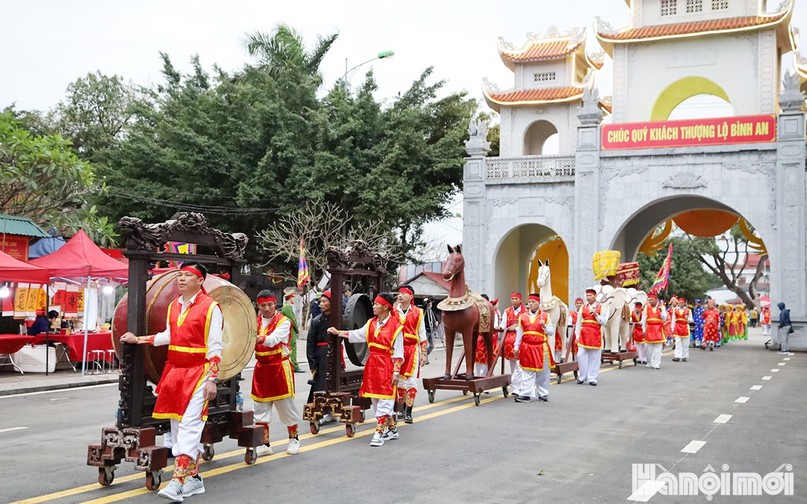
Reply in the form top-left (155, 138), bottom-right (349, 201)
top-left (0, 334), bottom-right (36, 374)
top-left (32, 332), bottom-right (116, 372)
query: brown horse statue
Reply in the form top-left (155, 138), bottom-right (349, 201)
top-left (440, 244), bottom-right (495, 380)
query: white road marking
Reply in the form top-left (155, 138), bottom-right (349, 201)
top-left (784, 357), bottom-right (791, 361)
top-left (770, 369), bottom-right (780, 373)
top-left (777, 362), bottom-right (786, 366)
top-left (0, 382), bottom-right (117, 399)
top-left (681, 440), bottom-right (707, 454)
top-left (750, 385), bottom-right (762, 391)
top-left (787, 352), bottom-right (795, 356)
top-left (761, 376), bottom-right (772, 381)
top-left (0, 426), bottom-right (28, 434)
top-left (627, 480), bottom-right (666, 502)
top-left (713, 414), bottom-right (732, 424)
top-left (735, 396), bottom-right (750, 404)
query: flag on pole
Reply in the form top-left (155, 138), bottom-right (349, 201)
top-left (297, 238), bottom-right (310, 288)
top-left (649, 243), bottom-right (673, 295)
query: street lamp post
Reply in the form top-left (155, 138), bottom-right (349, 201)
top-left (343, 50), bottom-right (395, 86)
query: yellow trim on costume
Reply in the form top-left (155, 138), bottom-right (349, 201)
top-left (578, 343), bottom-right (603, 349)
top-left (368, 342), bottom-right (392, 352)
top-left (582, 320), bottom-right (599, 325)
top-left (255, 348), bottom-right (283, 356)
top-left (361, 392), bottom-right (395, 400)
top-left (403, 332), bottom-right (420, 341)
top-left (168, 345), bottom-right (207, 353)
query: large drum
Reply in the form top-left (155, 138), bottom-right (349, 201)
top-left (113, 270), bottom-right (256, 383)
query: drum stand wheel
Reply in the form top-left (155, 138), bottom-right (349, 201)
top-left (345, 423), bottom-right (356, 438)
top-left (145, 470), bottom-right (162, 491)
top-left (98, 466), bottom-right (116, 487)
top-left (244, 447), bottom-right (257, 465)
top-left (309, 421), bottom-right (320, 435)
top-left (201, 443), bottom-right (215, 461)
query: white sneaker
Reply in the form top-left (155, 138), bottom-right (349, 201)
top-left (255, 444), bottom-right (273, 456)
top-left (158, 479), bottom-right (184, 502)
top-left (181, 475), bottom-right (205, 497)
top-left (286, 438), bottom-right (300, 455)
top-left (319, 413), bottom-right (334, 425)
top-left (381, 427), bottom-right (399, 441)
top-left (370, 432), bottom-right (384, 447)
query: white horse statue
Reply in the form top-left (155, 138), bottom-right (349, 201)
top-left (536, 259), bottom-right (569, 362)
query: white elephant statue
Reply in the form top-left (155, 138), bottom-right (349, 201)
top-left (597, 285), bottom-right (631, 352)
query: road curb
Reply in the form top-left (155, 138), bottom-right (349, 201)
top-left (0, 376), bottom-right (119, 396)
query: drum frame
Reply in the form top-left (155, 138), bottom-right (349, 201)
top-left (87, 215), bottom-right (264, 489)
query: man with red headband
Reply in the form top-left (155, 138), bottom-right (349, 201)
top-left (120, 262), bottom-right (222, 501)
top-left (474, 295), bottom-right (501, 378)
top-left (503, 292), bottom-right (525, 395)
top-left (252, 289), bottom-right (301, 458)
top-left (671, 297), bottom-right (693, 362)
top-left (642, 294), bottom-right (668, 369)
top-left (395, 285), bottom-right (427, 424)
top-left (513, 293), bottom-right (555, 402)
top-left (574, 288), bottom-right (609, 386)
top-left (329, 292), bottom-right (403, 447)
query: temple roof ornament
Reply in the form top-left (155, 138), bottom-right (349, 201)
top-left (595, 0), bottom-right (795, 54)
top-left (497, 27), bottom-right (587, 70)
top-left (780, 69), bottom-right (805, 112)
top-left (483, 85), bottom-right (587, 112)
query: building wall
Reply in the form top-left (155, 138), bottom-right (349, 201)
top-left (639, 0), bottom-right (754, 27)
top-left (506, 104), bottom-right (579, 156)
top-left (518, 60), bottom-right (568, 89)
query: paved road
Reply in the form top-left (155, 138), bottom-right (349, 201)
top-left (1, 330), bottom-right (801, 504)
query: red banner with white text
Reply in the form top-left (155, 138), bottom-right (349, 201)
top-left (602, 115), bottom-right (776, 150)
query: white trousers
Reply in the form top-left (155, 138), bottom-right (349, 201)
top-left (517, 357), bottom-right (551, 398)
top-left (473, 363), bottom-right (488, 378)
top-left (398, 375), bottom-right (419, 389)
top-left (646, 343), bottom-right (663, 368)
top-left (371, 398), bottom-right (395, 418)
top-left (253, 397), bottom-right (301, 427)
top-left (635, 342), bottom-right (647, 362)
top-left (577, 347), bottom-right (601, 384)
top-left (674, 336), bottom-right (690, 360)
top-left (508, 359), bottom-right (523, 391)
top-left (165, 385), bottom-right (206, 460)
top-left (762, 323), bottom-right (771, 336)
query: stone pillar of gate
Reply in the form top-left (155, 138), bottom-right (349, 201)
top-left (572, 89), bottom-right (605, 299)
top-left (773, 72), bottom-right (806, 349)
top-left (462, 120), bottom-right (491, 293)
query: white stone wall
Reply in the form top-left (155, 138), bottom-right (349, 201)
top-left (508, 104), bottom-right (579, 156)
top-left (640, 0), bottom-right (754, 26)
top-left (518, 60), bottom-right (568, 89)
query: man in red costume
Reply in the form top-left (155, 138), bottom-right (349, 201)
top-left (394, 285), bottom-right (427, 424)
top-left (567, 297), bottom-right (583, 358)
top-left (631, 302), bottom-right (646, 364)
top-left (574, 288), bottom-right (609, 386)
top-left (120, 262), bottom-right (222, 501)
top-left (329, 292), bottom-right (403, 447)
top-left (701, 297), bottom-right (721, 351)
top-left (642, 294), bottom-right (668, 369)
top-left (474, 296), bottom-right (501, 377)
top-left (671, 297), bottom-right (693, 362)
top-left (502, 292), bottom-right (525, 396)
top-left (760, 305), bottom-right (772, 337)
top-left (513, 294), bottom-right (555, 402)
top-left (251, 290), bottom-right (301, 457)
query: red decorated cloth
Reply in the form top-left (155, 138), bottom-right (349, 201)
top-left (32, 332), bottom-right (114, 362)
top-left (673, 307), bottom-right (691, 336)
top-left (517, 311), bottom-right (555, 372)
top-left (631, 310), bottom-right (644, 343)
top-left (153, 293), bottom-right (217, 421)
top-left (399, 305), bottom-right (423, 378)
top-left (578, 305), bottom-right (603, 349)
top-left (702, 308), bottom-right (721, 343)
top-left (252, 312), bottom-right (294, 402)
top-left (644, 305), bottom-right (665, 343)
top-left (0, 334), bottom-right (35, 355)
top-left (359, 316), bottom-right (403, 400)
top-left (474, 333), bottom-right (499, 365)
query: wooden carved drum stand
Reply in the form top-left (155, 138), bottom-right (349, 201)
top-left (86, 213), bottom-right (263, 491)
top-left (302, 242), bottom-right (386, 438)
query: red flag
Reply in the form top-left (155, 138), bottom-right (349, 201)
top-left (649, 243), bottom-right (673, 295)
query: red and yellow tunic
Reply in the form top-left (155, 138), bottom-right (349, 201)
top-left (399, 305), bottom-right (423, 378)
top-left (673, 307), bottom-right (691, 337)
top-left (761, 307), bottom-right (771, 325)
top-left (578, 304), bottom-right (603, 350)
top-left (517, 311), bottom-right (554, 371)
top-left (503, 305), bottom-right (523, 360)
top-left (569, 310), bottom-right (579, 354)
top-left (153, 293), bottom-right (219, 421)
top-left (702, 308), bottom-right (721, 343)
top-left (631, 310), bottom-right (644, 344)
top-left (360, 316), bottom-right (403, 400)
top-left (644, 305), bottom-right (665, 344)
top-left (252, 312), bottom-right (294, 402)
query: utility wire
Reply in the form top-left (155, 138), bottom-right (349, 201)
top-left (106, 188), bottom-right (280, 215)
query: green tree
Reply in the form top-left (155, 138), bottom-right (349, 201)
top-left (0, 112), bottom-right (116, 244)
top-left (638, 235), bottom-right (721, 301)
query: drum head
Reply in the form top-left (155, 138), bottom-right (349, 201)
top-left (344, 293), bottom-right (372, 366)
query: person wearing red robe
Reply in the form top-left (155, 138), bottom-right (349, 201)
top-left (330, 293), bottom-right (403, 447)
top-left (671, 298), bottom-right (693, 362)
top-left (642, 294), bottom-right (668, 369)
top-left (394, 285), bottom-right (427, 424)
top-left (251, 290), bottom-right (301, 458)
top-left (574, 288), bottom-right (609, 385)
top-left (514, 294), bottom-right (555, 402)
top-left (701, 298), bottom-right (721, 350)
top-left (474, 295), bottom-right (500, 378)
top-left (120, 263), bottom-right (222, 501)
top-left (631, 302), bottom-right (646, 364)
top-left (567, 297), bottom-right (583, 358)
top-left (503, 293), bottom-right (525, 396)
top-left (761, 305), bottom-right (772, 337)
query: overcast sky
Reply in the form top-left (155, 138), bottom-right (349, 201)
top-left (3, 0), bottom-right (806, 251)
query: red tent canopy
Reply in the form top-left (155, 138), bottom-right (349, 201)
top-left (0, 250), bottom-right (50, 284)
top-left (30, 230), bottom-right (128, 279)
